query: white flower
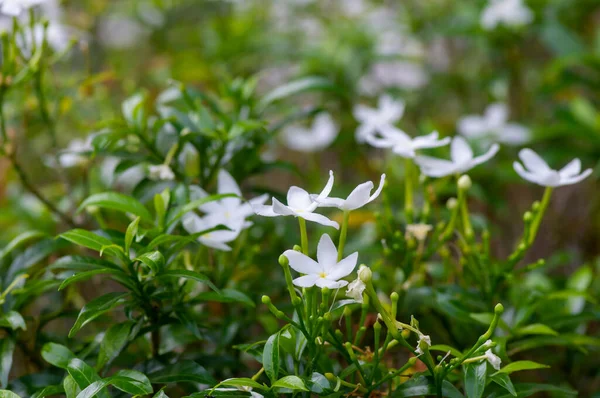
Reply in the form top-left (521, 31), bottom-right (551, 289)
top-left (415, 136), bottom-right (500, 178)
top-left (0, 0), bottom-right (46, 16)
top-left (358, 61), bottom-right (429, 95)
top-left (317, 174), bottom-right (386, 211)
top-left (182, 212), bottom-right (242, 252)
top-left (148, 164), bottom-right (175, 181)
top-left (98, 16), bottom-right (148, 49)
top-left (188, 169), bottom-right (268, 231)
top-left (513, 149), bottom-right (592, 187)
top-left (281, 113), bottom-right (339, 152)
top-left (252, 171), bottom-right (339, 229)
top-left (481, 0), bottom-right (533, 30)
top-left (57, 137), bottom-right (93, 168)
top-left (484, 349), bottom-right (502, 370)
top-left (283, 234), bottom-right (358, 289)
top-left (405, 224), bottom-right (433, 242)
top-left (415, 334), bottom-right (431, 355)
top-left (365, 129), bottom-right (450, 158)
top-left (353, 95), bottom-right (405, 143)
top-left (458, 103), bottom-right (530, 145)
top-left (346, 278), bottom-right (366, 302)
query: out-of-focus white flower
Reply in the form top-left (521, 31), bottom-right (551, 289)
top-left (148, 164), bottom-right (175, 181)
top-left (17, 23), bottom-right (74, 55)
top-left (0, 0), bottom-right (46, 16)
top-left (182, 212), bottom-right (241, 252)
top-left (415, 136), bottom-right (500, 178)
top-left (354, 95), bottom-right (405, 143)
top-left (415, 334), bottom-right (431, 355)
top-left (359, 61), bottom-right (429, 95)
top-left (282, 113), bottom-right (339, 153)
top-left (366, 129), bottom-right (450, 158)
top-left (484, 349), bottom-right (502, 370)
top-left (284, 233), bottom-right (358, 289)
top-left (57, 137), bottom-right (93, 168)
top-left (346, 278), bottom-right (366, 302)
top-left (317, 174), bottom-right (386, 211)
top-left (405, 224), bottom-right (433, 242)
top-left (458, 103), bottom-right (530, 145)
top-left (481, 0), bottom-right (533, 30)
top-left (98, 16), bottom-right (148, 49)
top-left (340, 0), bottom-right (367, 17)
top-left (513, 149), bottom-right (592, 187)
top-left (252, 170), bottom-right (339, 229)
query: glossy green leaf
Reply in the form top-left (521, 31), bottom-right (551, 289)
top-left (391, 376), bottom-right (463, 398)
top-left (110, 370), bottom-right (153, 395)
top-left (41, 343), bottom-right (76, 369)
top-left (58, 269), bottom-right (114, 291)
top-left (490, 373), bottom-right (516, 397)
top-left (135, 251), bottom-right (165, 273)
top-left (69, 292), bottom-right (129, 337)
top-left (493, 361), bottom-right (549, 375)
top-left (263, 332), bottom-right (280, 383)
top-left (63, 375), bottom-right (79, 398)
top-left (157, 269), bottom-right (218, 292)
top-left (220, 378), bottom-right (268, 390)
top-left (148, 360), bottom-right (216, 385)
top-left (271, 376), bottom-right (308, 392)
top-left (124, 216), bottom-right (140, 254)
top-left (59, 230), bottom-right (115, 254)
top-left (193, 288), bottom-right (255, 307)
top-left (514, 324), bottom-right (558, 337)
top-left (97, 321), bottom-right (134, 369)
top-left (0, 390), bottom-right (22, 398)
top-left (66, 359), bottom-right (106, 397)
top-left (0, 338), bottom-right (15, 388)
top-left (0, 312), bottom-right (26, 331)
top-left (78, 192), bottom-right (152, 222)
top-left (258, 76), bottom-right (336, 109)
top-left (464, 361), bottom-right (486, 398)
top-left (31, 385), bottom-right (65, 398)
top-left (0, 231), bottom-right (47, 261)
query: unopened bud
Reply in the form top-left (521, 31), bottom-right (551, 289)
top-left (358, 265), bottom-right (372, 283)
top-left (458, 175), bottom-right (472, 191)
top-left (447, 198), bottom-right (458, 210)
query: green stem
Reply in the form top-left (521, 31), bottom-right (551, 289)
top-left (404, 158), bottom-right (414, 223)
top-left (338, 211), bottom-right (350, 261)
top-left (527, 187), bottom-right (552, 246)
top-left (299, 217), bottom-right (308, 255)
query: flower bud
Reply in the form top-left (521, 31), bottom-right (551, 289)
top-left (523, 211), bottom-right (533, 223)
top-left (278, 254), bottom-right (289, 267)
top-left (358, 265), bottom-right (372, 283)
top-left (494, 303), bottom-right (504, 314)
top-left (261, 295), bottom-right (271, 305)
top-left (458, 175), bottom-right (472, 191)
top-left (447, 197), bottom-right (458, 210)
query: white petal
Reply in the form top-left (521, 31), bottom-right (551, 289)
top-left (343, 181), bottom-right (374, 210)
top-left (412, 131), bottom-right (451, 150)
top-left (415, 155), bottom-right (457, 178)
top-left (353, 104), bottom-right (375, 123)
top-left (284, 250), bottom-right (322, 274)
top-left (514, 161), bottom-right (540, 185)
top-left (485, 103), bottom-right (509, 129)
top-left (316, 278), bottom-right (348, 289)
top-left (301, 212), bottom-right (339, 229)
top-left (559, 169), bottom-right (592, 186)
top-left (286, 187), bottom-right (313, 210)
top-left (451, 136), bottom-right (474, 163)
top-left (559, 159), bottom-right (581, 178)
top-left (293, 274), bottom-right (320, 287)
top-left (273, 197), bottom-right (296, 216)
top-left (367, 174), bottom-right (386, 203)
top-left (365, 134), bottom-right (395, 149)
top-left (182, 212), bottom-right (203, 233)
top-left (218, 169), bottom-right (242, 196)
top-left (519, 149), bottom-right (551, 173)
top-left (316, 197), bottom-right (346, 209)
top-left (252, 202), bottom-right (278, 217)
top-left (199, 238), bottom-right (232, 251)
top-left (468, 143), bottom-right (500, 169)
top-left (500, 124), bottom-right (530, 145)
top-left (328, 252), bottom-right (359, 280)
top-left (458, 115), bottom-right (487, 138)
top-left (379, 95), bottom-right (405, 122)
top-left (317, 233), bottom-right (338, 271)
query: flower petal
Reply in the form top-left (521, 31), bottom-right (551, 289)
top-left (458, 115), bottom-right (487, 138)
top-left (199, 238), bottom-right (232, 251)
top-left (273, 197), bottom-right (296, 216)
top-left (500, 124), bottom-right (530, 145)
top-left (301, 212), bottom-right (340, 229)
top-left (519, 149), bottom-right (551, 173)
top-left (415, 155), bottom-right (457, 178)
top-left (368, 174), bottom-right (386, 204)
top-left (284, 250), bottom-right (321, 274)
top-left (450, 136), bottom-right (474, 163)
top-left (252, 201), bottom-right (278, 217)
top-left (412, 131), bottom-right (451, 150)
top-left (514, 161), bottom-right (539, 185)
top-left (559, 158), bottom-right (581, 178)
top-left (316, 278), bottom-right (348, 289)
top-left (317, 233), bottom-right (338, 271)
top-left (293, 274), bottom-right (319, 288)
top-left (343, 181), bottom-right (374, 210)
top-left (218, 169), bottom-right (242, 196)
top-left (469, 143), bottom-right (500, 169)
top-left (287, 186), bottom-right (313, 210)
top-left (315, 197), bottom-right (346, 209)
top-left (485, 103), bottom-right (509, 129)
top-left (328, 252), bottom-right (359, 280)
top-left (560, 168), bottom-right (592, 186)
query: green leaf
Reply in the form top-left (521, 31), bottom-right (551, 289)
top-left (508, 334), bottom-right (600, 355)
top-left (0, 390), bottom-right (22, 398)
top-left (59, 230), bottom-right (115, 254)
top-left (0, 231), bottom-right (47, 261)
top-left (514, 324), bottom-right (558, 337)
top-left (258, 76), bottom-right (336, 109)
top-left (110, 370), bottom-right (153, 395)
top-left (124, 217), bottom-right (141, 254)
top-left (78, 192), bottom-right (152, 222)
top-left (0, 338), bottom-right (15, 388)
top-left (122, 92), bottom-right (147, 128)
top-left (166, 194), bottom-right (237, 227)
top-left (31, 385), bottom-right (65, 398)
top-left (69, 292), bottom-right (129, 337)
top-left (153, 390), bottom-right (169, 398)
top-left (464, 361), bottom-right (486, 398)
top-left (148, 360), bottom-right (216, 385)
top-left (429, 344), bottom-right (463, 357)
top-left (0, 312), bottom-right (26, 331)
top-left (220, 378), bottom-right (268, 390)
top-left (66, 359), bottom-right (105, 396)
top-left (490, 373), bottom-right (516, 397)
top-left (263, 332), bottom-right (280, 383)
top-left (391, 376), bottom-right (463, 398)
top-left (271, 376), bottom-right (308, 392)
top-left (59, 269), bottom-right (114, 291)
top-left (157, 269), bottom-right (218, 292)
top-left (63, 375), bottom-right (79, 398)
top-left (493, 361), bottom-right (549, 375)
top-left (97, 321), bottom-right (134, 369)
top-left (495, 383), bottom-right (576, 398)
top-left (135, 251), bottom-right (165, 273)
top-left (41, 343), bottom-right (76, 369)
top-left (193, 288), bottom-right (255, 307)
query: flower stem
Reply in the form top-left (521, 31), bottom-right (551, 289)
top-left (404, 158), bottom-right (414, 223)
top-left (527, 187), bottom-right (552, 246)
top-left (299, 217), bottom-right (309, 255)
top-left (338, 210), bottom-right (350, 261)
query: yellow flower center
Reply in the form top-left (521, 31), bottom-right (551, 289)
top-left (319, 272), bottom-right (327, 278)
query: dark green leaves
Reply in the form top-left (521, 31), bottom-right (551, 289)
top-left (148, 361), bottom-right (215, 385)
top-left (78, 192), bottom-right (152, 222)
top-left (69, 292), bottom-right (129, 337)
top-left (493, 361), bottom-right (549, 375)
top-left (97, 321), bottom-right (134, 369)
top-left (464, 362), bottom-right (486, 398)
top-left (258, 76), bottom-right (336, 110)
top-left (77, 370), bottom-right (153, 398)
top-left (135, 251), bottom-right (165, 273)
top-left (0, 338), bottom-right (15, 387)
top-left (41, 343), bottom-right (76, 369)
top-left (157, 269), bottom-right (218, 292)
top-left (263, 332), bottom-right (280, 383)
top-left (271, 376), bottom-right (308, 392)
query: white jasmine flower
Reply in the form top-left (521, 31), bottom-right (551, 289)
top-left (281, 113), bottom-right (339, 153)
top-left (415, 136), bottom-right (500, 178)
top-left (484, 349), bottom-right (502, 370)
top-left (513, 149), bottom-right (592, 187)
top-left (405, 224), bottom-right (433, 242)
top-left (346, 278), bottom-right (366, 302)
top-left (0, 0), bottom-right (46, 16)
top-left (317, 174), bottom-right (386, 211)
top-left (482, 339), bottom-right (494, 349)
top-left (415, 334), bottom-right (431, 355)
top-left (253, 171), bottom-right (339, 229)
top-left (182, 212), bottom-right (242, 252)
top-left (358, 61), bottom-right (429, 95)
top-left (148, 164), bottom-right (175, 181)
top-left (57, 137), bottom-right (93, 168)
top-left (98, 16), bottom-right (148, 49)
top-left (283, 234), bottom-right (358, 289)
top-left (188, 169), bottom-right (268, 231)
top-left (354, 95), bottom-right (405, 143)
top-left (481, 0), bottom-right (533, 30)
top-left (365, 129), bottom-right (450, 158)
top-left (458, 103), bottom-right (530, 145)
